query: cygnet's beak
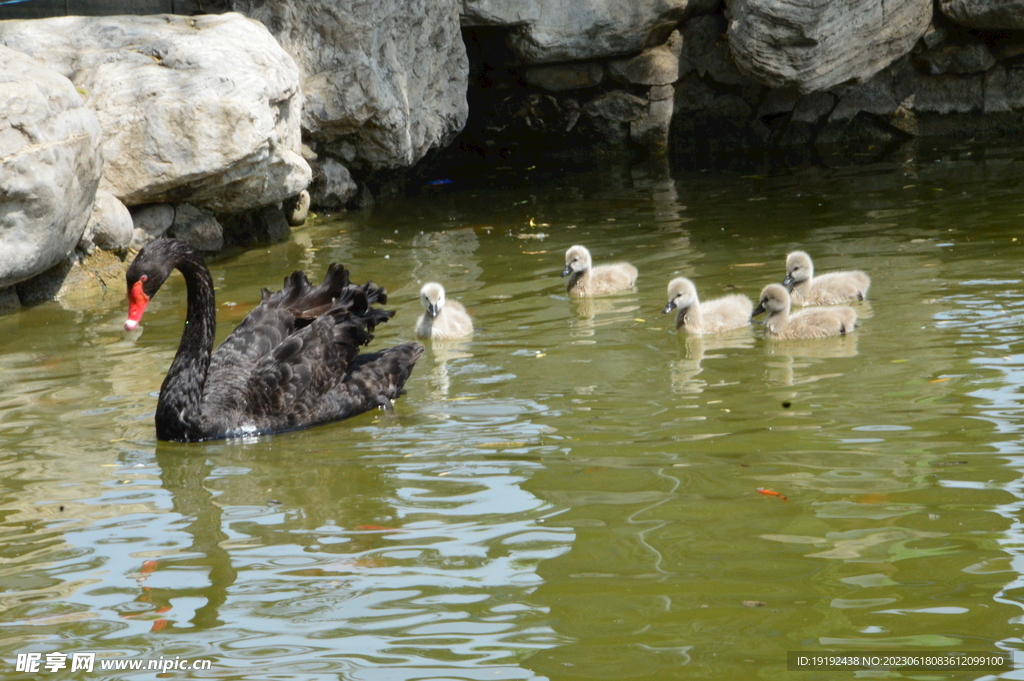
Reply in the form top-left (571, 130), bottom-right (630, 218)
top-left (751, 302), bottom-right (766, 318)
top-left (662, 300), bottom-right (676, 314)
top-left (428, 303), bottom-right (439, 318)
top-left (561, 264), bottom-right (573, 277)
top-left (781, 274), bottom-right (795, 289)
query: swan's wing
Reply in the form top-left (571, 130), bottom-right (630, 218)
top-left (234, 315), bottom-right (346, 431)
top-left (229, 286), bottom-right (399, 432)
top-left (203, 264), bottom-right (375, 414)
top-left (320, 342), bottom-right (425, 417)
top-left (204, 304), bottom-right (296, 412)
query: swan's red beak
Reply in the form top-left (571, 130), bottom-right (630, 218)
top-left (125, 280), bottom-right (150, 331)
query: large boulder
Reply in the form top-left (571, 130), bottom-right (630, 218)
top-left (726, 0), bottom-right (932, 93)
top-left (608, 31), bottom-right (682, 86)
top-left (0, 13), bottom-right (310, 213)
top-left (0, 45), bottom-right (102, 288)
top-left (310, 157), bottom-right (358, 209)
top-left (168, 204), bottom-right (224, 252)
top-left (80, 190), bottom-right (133, 254)
top-left (230, 0), bottom-right (469, 172)
top-left (939, 1), bottom-right (1024, 29)
top-left (461, 0), bottom-right (697, 64)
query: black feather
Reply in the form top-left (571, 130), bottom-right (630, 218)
top-left (126, 239), bottom-right (423, 442)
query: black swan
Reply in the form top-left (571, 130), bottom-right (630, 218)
top-left (124, 239), bottom-right (423, 442)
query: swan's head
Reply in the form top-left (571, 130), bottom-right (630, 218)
top-left (562, 245), bottom-right (592, 277)
top-left (420, 282), bottom-right (446, 318)
top-left (124, 239), bottom-right (195, 331)
top-left (783, 251), bottom-right (813, 289)
top-left (663, 277), bottom-right (698, 315)
top-left (752, 284), bottom-right (790, 318)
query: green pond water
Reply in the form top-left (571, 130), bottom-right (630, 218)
top-left (3, 144), bottom-right (1024, 680)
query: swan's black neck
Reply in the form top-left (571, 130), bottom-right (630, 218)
top-left (155, 247), bottom-right (216, 442)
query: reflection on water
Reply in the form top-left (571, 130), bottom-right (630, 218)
top-left (567, 295), bottom-right (642, 338)
top-left (670, 330), bottom-right (755, 394)
top-left (421, 340), bottom-right (474, 400)
top-left (5, 141), bottom-right (1024, 678)
top-left (761, 335), bottom-right (860, 388)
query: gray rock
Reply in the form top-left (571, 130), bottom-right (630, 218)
top-left (922, 23), bottom-right (949, 49)
top-left (631, 96), bottom-right (673, 151)
top-left (460, 0), bottom-right (690, 63)
top-left (984, 66), bottom-right (1011, 113)
top-left (674, 77), bottom-right (718, 112)
top-left (525, 63), bottom-right (604, 91)
top-left (130, 204), bottom-right (175, 250)
top-left (0, 13), bottom-right (311, 213)
top-left (792, 91), bottom-right (837, 123)
top-left (911, 73), bottom-right (984, 115)
top-left (233, 0), bottom-right (468, 172)
top-left (828, 81), bottom-right (899, 124)
top-left (222, 204), bottom-right (291, 246)
top-left (285, 190), bottom-right (311, 227)
top-left (814, 53), bottom-right (986, 144)
top-left (583, 91), bottom-right (649, 122)
top-left (756, 88), bottom-right (801, 119)
top-left (16, 249), bottom-right (127, 311)
top-left (608, 34), bottom-right (681, 86)
top-left (512, 93), bottom-right (582, 133)
top-left (0, 287), bottom-right (19, 310)
top-left (778, 91), bottom-right (836, 146)
top-left (726, 0), bottom-right (932, 92)
top-left (15, 258), bottom-right (73, 306)
top-left (985, 67), bottom-right (1024, 112)
top-left (168, 204), bottom-right (224, 252)
top-left (708, 94), bottom-right (752, 121)
top-left (916, 41), bottom-right (996, 75)
top-left (311, 157), bottom-right (358, 209)
top-left (80, 190), bottom-right (133, 254)
top-left (682, 15), bottom-right (750, 86)
top-left (939, 0), bottom-right (1024, 29)
top-left (650, 84), bottom-right (675, 101)
top-left (252, 205), bottom-right (290, 244)
top-left (989, 38), bottom-right (1024, 64)
top-left (0, 45), bottom-right (102, 289)
top-left (873, 57), bottom-right (982, 116)
top-left (56, 249), bottom-right (128, 311)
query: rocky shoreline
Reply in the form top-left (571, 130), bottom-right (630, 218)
top-left (2, 0), bottom-right (1024, 309)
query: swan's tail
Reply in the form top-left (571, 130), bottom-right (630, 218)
top-left (262, 264), bottom-right (394, 329)
top-left (262, 267), bottom-right (341, 313)
top-left (346, 342), bottom-right (425, 404)
top-left (299, 341), bottom-right (423, 423)
top-left (326, 286), bottom-right (394, 346)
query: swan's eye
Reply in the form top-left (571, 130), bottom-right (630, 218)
top-left (140, 275), bottom-right (148, 282)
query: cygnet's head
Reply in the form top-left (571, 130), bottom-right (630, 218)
top-left (783, 251), bottom-right (813, 289)
top-left (562, 245), bottom-right (593, 277)
top-left (419, 282), bottom-right (446, 318)
top-left (752, 283), bottom-right (790, 318)
top-left (663, 277), bottom-right (698, 315)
